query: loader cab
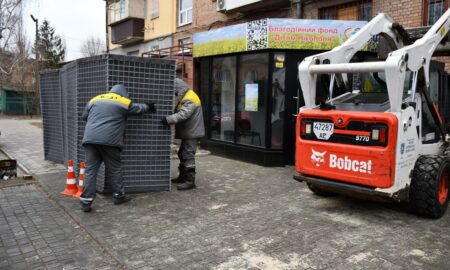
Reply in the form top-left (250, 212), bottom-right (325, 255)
top-left (311, 60), bottom-right (449, 144)
top-left (312, 54), bottom-right (413, 113)
top-left (419, 61), bottom-right (448, 144)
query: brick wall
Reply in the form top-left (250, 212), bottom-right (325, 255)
top-left (372, 0), bottom-right (423, 27)
top-left (302, 0), bottom-right (450, 72)
top-left (303, 0), bottom-right (423, 26)
top-left (303, 0), bottom-right (354, 19)
top-left (434, 56), bottom-right (450, 71)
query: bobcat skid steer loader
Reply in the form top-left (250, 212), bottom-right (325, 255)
top-left (294, 10), bottom-right (450, 218)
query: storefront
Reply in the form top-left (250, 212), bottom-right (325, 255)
top-left (193, 18), bottom-right (367, 166)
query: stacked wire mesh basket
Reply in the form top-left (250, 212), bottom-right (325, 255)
top-left (40, 54), bottom-right (175, 192)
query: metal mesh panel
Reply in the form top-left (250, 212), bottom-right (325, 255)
top-left (106, 55), bottom-right (174, 192)
top-left (59, 67), bottom-right (69, 163)
top-left (39, 69), bottom-right (65, 164)
top-left (60, 62), bottom-right (79, 170)
top-left (76, 55), bottom-right (109, 192)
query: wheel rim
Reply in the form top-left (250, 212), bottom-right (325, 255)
top-left (438, 171), bottom-right (449, 205)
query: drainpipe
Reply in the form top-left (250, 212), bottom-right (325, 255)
top-left (292, 0), bottom-right (302, 19)
top-left (105, 0), bottom-right (110, 53)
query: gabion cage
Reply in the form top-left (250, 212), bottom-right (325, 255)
top-left (40, 54), bottom-right (175, 192)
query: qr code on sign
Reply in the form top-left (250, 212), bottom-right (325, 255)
top-left (246, 19), bottom-right (268, 51)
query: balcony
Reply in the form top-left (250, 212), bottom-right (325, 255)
top-left (108, 0), bottom-right (145, 26)
top-left (110, 18), bottom-right (144, 45)
top-left (224, 0), bottom-right (290, 13)
top-left (108, 0), bottom-right (145, 45)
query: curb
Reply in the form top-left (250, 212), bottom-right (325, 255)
top-left (0, 147), bottom-right (32, 176)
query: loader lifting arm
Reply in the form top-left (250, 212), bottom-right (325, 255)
top-left (386, 8), bottom-right (450, 108)
top-left (383, 8), bottom-right (450, 139)
top-left (298, 13), bottom-right (408, 108)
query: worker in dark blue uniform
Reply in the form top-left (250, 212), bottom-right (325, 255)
top-left (80, 84), bottom-right (155, 212)
top-left (162, 79), bottom-right (205, 190)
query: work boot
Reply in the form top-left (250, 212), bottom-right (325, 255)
top-left (81, 203), bottom-right (92, 213)
top-left (177, 169), bottom-right (196, 190)
top-left (171, 165), bottom-right (186, 184)
top-left (113, 195), bottom-right (132, 205)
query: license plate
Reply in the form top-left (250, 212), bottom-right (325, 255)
top-left (313, 122), bottom-right (334, 140)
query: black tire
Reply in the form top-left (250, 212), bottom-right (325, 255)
top-left (307, 183), bottom-right (335, 197)
top-left (410, 155), bottom-right (450, 219)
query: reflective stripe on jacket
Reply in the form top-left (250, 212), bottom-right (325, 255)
top-left (82, 87), bottom-right (147, 149)
top-left (167, 89), bottom-right (205, 139)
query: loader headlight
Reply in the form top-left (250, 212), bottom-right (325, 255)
top-left (300, 120), bottom-right (313, 137)
top-left (306, 123), bottom-right (312, 134)
top-left (371, 127), bottom-right (387, 144)
top-left (372, 129), bottom-right (379, 140)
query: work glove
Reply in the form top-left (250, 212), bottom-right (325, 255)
top-left (146, 102), bottom-right (156, 113)
top-left (161, 117), bottom-right (168, 125)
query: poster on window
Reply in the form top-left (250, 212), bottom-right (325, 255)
top-left (245, 84), bottom-right (259, 111)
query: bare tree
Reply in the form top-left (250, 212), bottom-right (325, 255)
top-left (0, 0), bottom-right (25, 76)
top-left (15, 34), bottom-right (39, 117)
top-left (80, 36), bottom-right (105, 57)
top-left (0, 0), bottom-right (40, 116)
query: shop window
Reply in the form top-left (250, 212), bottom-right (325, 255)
top-left (199, 58), bottom-right (210, 138)
top-left (211, 56), bottom-right (236, 142)
top-left (424, 0), bottom-right (448, 25)
top-left (319, 0), bottom-right (372, 21)
top-left (271, 53), bottom-right (285, 149)
top-left (236, 53), bottom-right (268, 147)
top-left (178, 0), bottom-right (192, 26)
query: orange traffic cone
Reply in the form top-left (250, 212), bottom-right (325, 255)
top-left (61, 160), bottom-right (78, 196)
top-left (74, 162), bottom-right (85, 198)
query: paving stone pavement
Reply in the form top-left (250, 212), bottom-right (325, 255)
top-left (2, 118), bottom-right (450, 270)
top-left (0, 185), bottom-right (115, 269)
top-left (0, 118), bottom-right (65, 175)
top-left (41, 157), bottom-right (450, 270)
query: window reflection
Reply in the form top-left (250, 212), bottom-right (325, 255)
top-left (210, 56), bottom-right (236, 142)
top-left (428, 0), bottom-right (444, 25)
top-left (236, 53), bottom-right (268, 147)
top-left (272, 53), bottom-right (285, 149)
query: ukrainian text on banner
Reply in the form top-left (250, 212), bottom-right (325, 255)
top-left (268, 18), bottom-right (366, 50)
top-left (193, 18), bottom-right (369, 57)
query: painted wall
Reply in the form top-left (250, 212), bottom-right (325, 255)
top-left (144, 0), bottom-right (176, 41)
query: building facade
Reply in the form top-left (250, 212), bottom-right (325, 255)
top-left (107, 0), bottom-right (176, 56)
top-left (106, 0), bottom-right (450, 83)
top-left (105, 0), bottom-right (450, 166)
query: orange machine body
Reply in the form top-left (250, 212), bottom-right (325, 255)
top-left (296, 109), bottom-right (398, 188)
